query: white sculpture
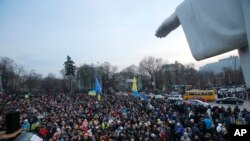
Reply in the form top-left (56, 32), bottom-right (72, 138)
top-left (156, 0), bottom-right (250, 90)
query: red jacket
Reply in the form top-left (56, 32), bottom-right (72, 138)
top-left (39, 127), bottom-right (49, 137)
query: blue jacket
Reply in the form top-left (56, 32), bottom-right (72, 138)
top-left (21, 121), bottom-right (30, 131)
top-left (204, 118), bottom-right (212, 129)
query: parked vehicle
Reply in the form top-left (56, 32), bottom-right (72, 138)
top-left (216, 97), bottom-right (244, 104)
top-left (154, 94), bottom-right (164, 99)
top-left (167, 95), bottom-right (183, 101)
top-left (183, 99), bottom-right (209, 107)
top-left (168, 92), bottom-right (181, 96)
top-left (217, 88), bottom-right (229, 98)
top-left (189, 96), bottom-right (207, 102)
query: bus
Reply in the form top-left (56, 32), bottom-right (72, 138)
top-left (183, 89), bottom-right (216, 101)
top-left (170, 84), bottom-right (192, 94)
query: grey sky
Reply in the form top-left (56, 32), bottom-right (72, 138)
top-left (0, 0), bottom-right (238, 77)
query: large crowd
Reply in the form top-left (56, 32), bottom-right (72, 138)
top-left (0, 92), bottom-right (250, 141)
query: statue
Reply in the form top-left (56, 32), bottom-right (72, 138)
top-left (156, 0), bottom-right (250, 92)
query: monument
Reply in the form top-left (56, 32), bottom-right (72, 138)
top-left (156, 0), bottom-right (250, 94)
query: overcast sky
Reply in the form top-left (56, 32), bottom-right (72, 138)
top-left (0, 0), bottom-right (238, 77)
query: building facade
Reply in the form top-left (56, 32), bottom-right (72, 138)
top-left (199, 56), bottom-right (240, 74)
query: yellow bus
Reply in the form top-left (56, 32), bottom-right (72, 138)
top-left (183, 89), bottom-right (216, 101)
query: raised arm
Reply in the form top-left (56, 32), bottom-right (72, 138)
top-left (155, 12), bottom-right (180, 38)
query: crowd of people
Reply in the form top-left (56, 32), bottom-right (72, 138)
top-left (0, 92), bottom-right (250, 141)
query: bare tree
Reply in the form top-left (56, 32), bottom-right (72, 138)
top-left (139, 56), bottom-right (164, 90)
top-left (77, 64), bottom-right (95, 91)
top-left (41, 73), bottom-right (63, 95)
top-left (100, 62), bottom-right (117, 93)
top-left (183, 63), bottom-right (198, 87)
top-left (23, 70), bottom-right (42, 94)
top-left (0, 57), bottom-right (15, 93)
top-left (119, 65), bottom-right (139, 91)
top-left (12, 64), bottom-right (25, 93)
top-left (120, 65), bottom-right (139, 78)
top-left (0, 57), bottom-right (36, 94)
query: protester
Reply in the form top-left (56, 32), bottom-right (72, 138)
top-left (21, 119), bottom-right (31, 131)
top-left (180, 132), bottom-right (191, 141)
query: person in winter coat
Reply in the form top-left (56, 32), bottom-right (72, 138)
top-left (21, 119), bottom-right (30, 131)
top-left (180, 132), bottom-right (191, 141)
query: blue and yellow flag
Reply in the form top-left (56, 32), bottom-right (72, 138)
top-left (132, 77), bottom-right (139, 97)
top-left (88, 90), bottom-right (96, 96)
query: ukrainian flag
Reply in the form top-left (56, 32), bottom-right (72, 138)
top-left (88, 90), bottom-right (96, 96)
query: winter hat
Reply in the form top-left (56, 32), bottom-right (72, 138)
top-left (216, 123), bottom-right (222, 132)
top-left (183, 132), bottom-right (188, 138)
top-left (190, 119), bottom-right (194, 123)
